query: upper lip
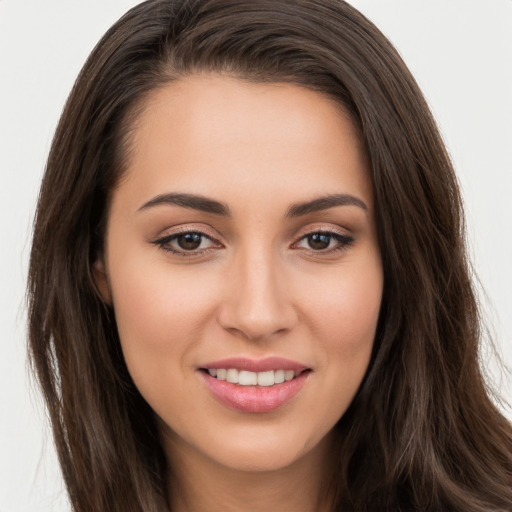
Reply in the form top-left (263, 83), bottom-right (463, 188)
top-left (200, 357), bottom-right (309, 373)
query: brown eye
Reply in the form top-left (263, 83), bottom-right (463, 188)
top-left (153, 230), bottom-right (219, 255)
top-left (176, 232), bottom-right (203, 250)
top-left (307, 233), bottom-right (331, 250)
top-left (294, 231), bottom-right (354, 253)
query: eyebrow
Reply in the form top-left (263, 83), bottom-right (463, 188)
top-left (284, 193), bottom-right (367, 218)
top-left (138, 193), bottom-right (231, 216)
top-left (138, 192), bottom-right (367, 217)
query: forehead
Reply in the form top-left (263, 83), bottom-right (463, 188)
top-left (116, 74), bottom-right (372, 213)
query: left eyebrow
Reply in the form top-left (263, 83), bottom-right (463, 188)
top-left (284, 193), bottom-right (368, 218)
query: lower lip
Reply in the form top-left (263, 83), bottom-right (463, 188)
top-left (199, 371), bottom-right (310, 413)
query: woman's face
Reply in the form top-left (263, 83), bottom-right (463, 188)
top-left (96, 75), bottom-right (383, 473)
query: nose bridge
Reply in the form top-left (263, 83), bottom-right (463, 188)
top-left (218, 240), bottom-right (296, 340)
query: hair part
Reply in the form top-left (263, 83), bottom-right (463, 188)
top-left (28, 1), bottom-right (512, 510)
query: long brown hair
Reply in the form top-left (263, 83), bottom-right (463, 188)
top-left (28, 1), bottom-right (512, 510)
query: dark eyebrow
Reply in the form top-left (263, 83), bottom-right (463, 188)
top-left (138, 193), bottom-right (231, 216)
top-left (138, 192), bottom-right (367, 218)
top-left (285, 193), bottom-right (368, 218)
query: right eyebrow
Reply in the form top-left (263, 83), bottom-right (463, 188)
top-left (138, 193), bottom-right (231, 216)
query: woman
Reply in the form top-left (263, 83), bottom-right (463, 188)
top-left (27, 0), bottom-right (512, 510)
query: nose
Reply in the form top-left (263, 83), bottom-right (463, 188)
top-left (217, 245), bottom-right (298, 342)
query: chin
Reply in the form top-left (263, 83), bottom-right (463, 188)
top-left (216, 444), bottom-right (300, 473)
top-left (198, 423), bottom-right (333, 473)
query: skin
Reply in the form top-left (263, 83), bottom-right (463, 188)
top-left (95, 74), bottom-right (383, 512)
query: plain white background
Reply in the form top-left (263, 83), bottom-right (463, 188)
top-left (1, 1), bottom-right (511, 510)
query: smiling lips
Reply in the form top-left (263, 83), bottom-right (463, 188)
top-left (199, 357), bottom-right (311, 413)
top-left (207, 368), bottom-right (296, 386)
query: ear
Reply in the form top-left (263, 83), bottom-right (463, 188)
top-left (93, 257), bottom-right (112, 305)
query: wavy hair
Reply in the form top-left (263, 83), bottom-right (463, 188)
top-left (28, 1), bottom-right (512, 510)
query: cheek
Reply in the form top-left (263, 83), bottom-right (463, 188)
top-left (294, 253), bottom-right (382, 402)
top-left (299, 258), bottom-right (382, 348)
top-left (107, 252), bottom-right (222, 381)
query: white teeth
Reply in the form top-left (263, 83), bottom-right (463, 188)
top-left (238, 370), bottom-right (258, 385)
top-left (226, 368), bottom-right (239, 383)
top-left (274, 369), bottom-right (285, 384)
top-left (284, 370), bottom-right (295, 382)
top-left (207, 368), bottom-right (302, 386)
top-left (257, 371), bottom-right (274, 386)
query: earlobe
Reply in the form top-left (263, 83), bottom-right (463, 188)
top-left (93, 258), bottom-right (112, 305)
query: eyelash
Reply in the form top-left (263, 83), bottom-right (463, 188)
top-left (152, 228), bottom-right (221, 257)
top-left (152, 228), bottom-right (354, 257)
top-left (294, 231), bottom-right (354, 254)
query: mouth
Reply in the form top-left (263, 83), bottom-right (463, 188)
top-left (200, 368), bottom-right (308, 387)
top-left (198, 357), bottom-right (312, 413)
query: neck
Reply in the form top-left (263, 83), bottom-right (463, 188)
top-left (164, 431), bottom-right (337, 512)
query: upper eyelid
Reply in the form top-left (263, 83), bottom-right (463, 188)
top-left (293, 224), bottom-right (351, 240)
top-left (155, 224), bottom-right (220, 241)
top-left (153, 226), bottom-right (352, 253)
top-left (155, 225), bottom-right (349, 241)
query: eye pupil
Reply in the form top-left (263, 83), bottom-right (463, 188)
top-left (308, 233), bottom-right (331, 250)
top-left (177, 233), bottom-right (202, 250)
